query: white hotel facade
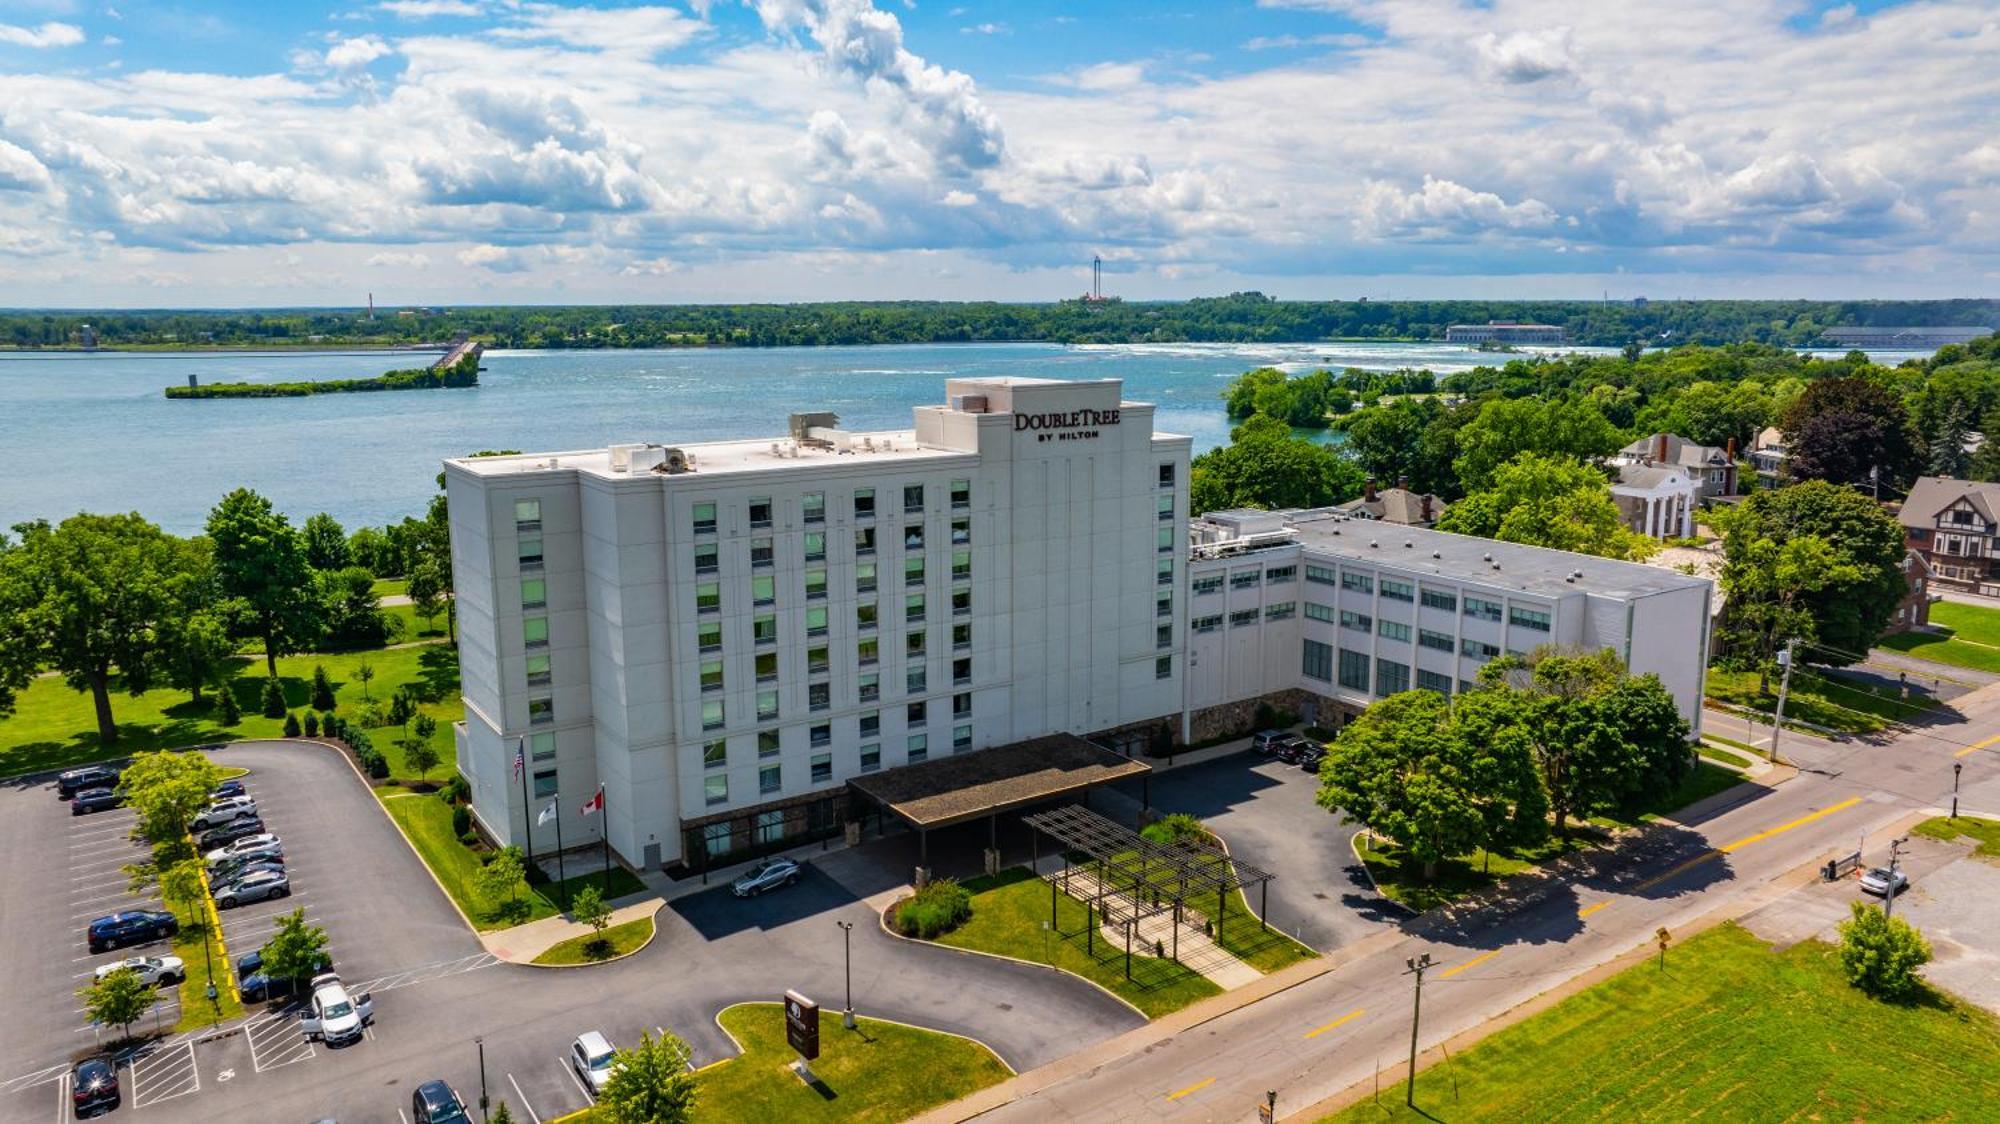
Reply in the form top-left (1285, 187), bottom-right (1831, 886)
top-left (446, 376), bottom-right (1710, 873)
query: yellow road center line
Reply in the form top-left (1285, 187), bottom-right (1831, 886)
top-left (1955, 732), bottom-right (2000, 758)
top-left (1579, 901), bottom-right (1611, 918)
top-left (1439, 949), bottom-right (1501, 979)
top-left (1304, 1008), bottom-right (1366, 1040)
top-left (1168, 1077), bottom-right (1216, 1101)
top-left (1717, 796), bottom-right (1862, 853)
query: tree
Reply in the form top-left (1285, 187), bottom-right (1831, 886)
top-left (117, 751), bottom-right (228, 845)
top-left (407, 558), bottom-right (449, 635)
top-left (158, 857), bottom-right (207, 919)
top-left (490, 1104), bottom-right (516, 1124)
top-left (219, 685), bottom-right (242, 726)
top-left (1190, 415), bottom-right (1364, 513)
top-left (1316, 692), bottom-right (1494, 879)
top-left (1928, 398), bottom-right (1974, 478)
top-left (161, 608), bottom-right (232, 709)
top-left (283, 712), bottom-right (302, 738)
top-left (476, 846), bottom-right (526, 921)
top-left (1716, 481), bottom-right (1907, 671)
top-left (262, 675), bottom-right (288, 719)
top-left (301, 512), bottom-right (350, 571)
top-left (1780, 377), bottom-right (1919, 490)
top-left (599, 1029), bottom-right (699, 1124)
top-left (1452, 397), bottom-right (1624, 493)
top-left (303, 711), bottom-right (319, 737)
top-left (1437, 454), bottom-right (1659, 561)
top-left (310, 665), bottom-right (336, 711)
top-left (79, 967), bottom-right (156, 1040)
top-left (262, 908), bottom-right (332, 999)
top-left (355, 659), bottom-right (375, 700)
top-left (207, 488), bottom-right (317, 676)
top-left (1837, 901), bottom-right (1931, 1001)
top-left (6, 513), bottom-right (198, 745)
top-left (316, 565), bottom-right (391, 650)
top-left (572, 884), bottom-right (612, 954)
top-left (407, 718), bottom-right (440, 781)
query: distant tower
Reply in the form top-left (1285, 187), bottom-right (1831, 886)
top-left (1092, 255), bottom-right (1103, 301)
top-left (367, 292), bottom-right (375, 321)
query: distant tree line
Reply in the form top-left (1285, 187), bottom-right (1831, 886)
top-left (163, 351), bottom-right (480, 398)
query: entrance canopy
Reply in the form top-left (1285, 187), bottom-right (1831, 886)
top-left (847, 733), bottom-right (1150, 831)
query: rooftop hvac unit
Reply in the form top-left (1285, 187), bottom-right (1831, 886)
top-left (648, 447), bottom-right (692, 474)
top-left (608, 443), bottom-right (646, 472)
top-left (951, 394), bottom-right (989, 414)
top-left (789, 411), bottom-right (840, 443)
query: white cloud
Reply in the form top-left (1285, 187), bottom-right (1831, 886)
top-left (324, 35), bottom-right (393, 71)
top-left (939, 189), bottom-right (976, 206)
top-left (1359, 176), bottom-right (1560, 240)
top-left (366, 251), bottom-right (432, 267)
top-left (0, 21), bottom-right (85, 48)
top-left (959, 22), bottom-right (1007, 36)
top-left (1473, 27), bottom-right (1575, 84)
top-left (379, 0), bottom-right (487, 16)
top-left (492, 4), bottom-right (704, 54)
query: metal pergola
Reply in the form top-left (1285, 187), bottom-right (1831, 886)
top-left (1021, 805), bottom-right (1277, 979)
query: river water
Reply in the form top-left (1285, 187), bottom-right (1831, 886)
top-left (0, 340), bottom-right (1922, 534)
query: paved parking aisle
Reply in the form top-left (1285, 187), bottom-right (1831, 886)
top-left (127, 1038), bottom-right (201, 1110)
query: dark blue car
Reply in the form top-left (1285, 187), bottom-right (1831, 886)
top-left (211, 779), bottom-right (247, 800)
top-left (58, 765), bottom-right (121, 798)
top-left (87, 910), bottom-right (177, 954)
top-left (70, 788), bottom-right (122, 816)
top-left (235, 949), bottom-right (333, 1002)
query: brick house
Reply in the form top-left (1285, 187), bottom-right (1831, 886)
top-left (1897, 476), bottom-right (2000, 587)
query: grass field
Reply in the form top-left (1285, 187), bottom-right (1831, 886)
top-left (1320, 924), bottom-right (2000, 1122)
top-left (934, 867), bottom-right (1222, 1018)
top-left (1912, 814), bottom-right (2000, 862)
top-left (1589, 759), bottom-right (1749, 829)
top-left (532, 916), bottom-right (655, 965)
top-left (1880, 601), bottom-right (2000, 673)
top-left (1705, 668), bottom-right (1907, 734)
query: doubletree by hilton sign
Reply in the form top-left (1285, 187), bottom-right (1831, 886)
top-left (1015, 407), bottom-right (1120, 443)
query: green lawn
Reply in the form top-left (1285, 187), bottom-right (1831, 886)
top-left (532, 916), bottom-right (655, 965)
top-left (383, 601), bottom-right (448, 643)
top-left (1880, 601), bottom-right (2000, 673)
top-left (1705, 668), bottom-right (1910, 734)
top-left (0, 640), bottom-right (462, 783)
top-left (1927, 600), bottom-right (2000, 645)
top-left (1320, 924), bottom-right (2000, 1122)
top-left (1912, 815), bottom-right (2000, 863)
top-left (933, 867), bottom-right (1222, 1018)
top-left (1591, 760), bottom-right (1750, 829)
top-left (1358, 833), bottom-right (1596, 913)
top-left (369, 577), bottom-right (409, 600)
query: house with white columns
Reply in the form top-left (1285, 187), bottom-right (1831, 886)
top-left (1612, 463), bottom-right (1697, 540)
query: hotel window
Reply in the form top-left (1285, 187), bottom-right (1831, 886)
top-left (859, 744), bottom-right (881, 772)
top-left (952, 518), bottom-right (971, 546)
top-left (905, 524), bottom-right (925, 551)
top-left (1341, 572), bottom-right (1373, 594)
top-left (1231, 570), bottom-right (1260, 590)
top-left (1193, 614), bottom-right (1222, 633)
top-left (907, 665), bottom-right (927, 694)
top-left (1339, 610), bottom-right (1371, 633)
top-left (701, 700), bottom-right (725, 731)
top-left (860, 711), bottom-right (881, 738)
top-left (1157, 494), bottom-right (1175, 522)
top-left (1158, 463), bottom-right (1176, 488)
top-left (1464, 597), bottom-right (1503, 622)
top-left (752, 575), bottom-right (776, 606)
top-left (854, 487), bottom-right (876, 519)
top-left (1338, 649), bottom-right (1370, 691)
top-left (1193, 574), bottom-right (1223, 596)
top-left (1157, 623), bottom-right (1173, 649)
top-left (1157, 558), bottom-right (1174, 586)
top-left (811, 752), bottom-right (833, 783)
top-left (1375, 659), bottom-right (1410, 697)
top-left (906, 593), bottom-right (926, 623)
top-left (1266, 601), bottom-right (1296, 621)
top-left (953, 621), bottom-right (972, 650)
top-left (521, 578), bottom-right (546, 609)
top-left (1156, 655), bottom-right (1173, 680)
top-left (704, 774), bottom-right (727, 806)
top-left (753, 614), bottom-right (777, 645)
top-left (954, 724), bottom-right (974, 750)
top-left (804, 532), bottom-right (826, 562)
top-left (694, 542), bottom-right (719, 575)
top-left (514, 498), bottom-right (541, 533)
top-left (758, 729), bottom-right (781, 757)
top-left (754, 810), bottom-right (784, 844)
top-left (856, 526), bottom-right (877, 556)
top-left (907, 630), bottom-right (927, 658)
top-left (1266, 565), bottom-right (1296, 584)
top-left (907, 734), bottom-right (928, 764)
top-left (1510, 606), bottom-right (1552, 632)
top-left (803, 492), bottom-right (825, 525)
top-left (524, 616), bottom-right (550, 649)
top-left (696, 582), bottom-right (720, 614)
top-left (1230, 608), bottom-right (1259, 627)
top-left (756, 689), bottom-right (779, 721)
top-left (1306, 565), bottom-right (1337, 585)
top-left (529, 697), bottom-right (556, 725)
top-left (1420, 589), bottom-right (1457, 612)
top-left (1157, 526), bottom-right (1174, 553)
top-left (755, 651), bottom-right (778, 682)
top-left (857, 601), bottom-right (878, 630)
top-left (810, 723), bottom-right (831, 748)
top-left (904, 484), bottom-right (924, 514)
top-left (703, 739), bottom-right (727, 768)
top-left (954, 551), bottom-right (972, 581)
top-left (1461, 638), bottom-right (1500, 660)
top-left (1417, 670), bottom-right (1453, 696)
top-left (908, 700), bottom-right (927, 728)
top-left (1157, 590), bottom-right (1173, 618)
top-left (905, 556), bottom-right (925, 586)
top-left (1418, 629), bottom-right (1454, 653)
top-left (953, 587), bottom-right (972, 616)
top-left (698, 621), bottom-right (722, 652)
top-left (953, 692), bottom-right (972, 718)
top-left (1380, 579), bottom-right (1414, 602)
top-left (857, 561), bottom-right (878, 593)
top-left (700, 659), bottom-right (724, 693)
top-left (1303, 638), bottom-right (1333, 682)
top-left (1305, 602), bottom-right (1335, 623)
top-left (858, 636), bottom-right (879, 665)
top-left (749, 497), bottom-right (772, 529)
top-left (859, 672), bottom-right (880, 702)
top-left (951, 479), bottom-right (970, 509)
top-left (692, 502), bottom-right (717, 536)
top-left (805, 606), bottom-right (829, 637)
top-left (806, 568), bottom-right (828, 600)
top-left (531, 731), bottom-right (557, 762)
top-left (750, 538), bottom-right (773, 568)
top-left (760, 764), bottom-right (782, 795)
top-left (517, 535), bottom-right (544, 571)
top-left (953, 656), bottom-right (971, 686)
top-left (808, 645), bottom-right (830, 675)
top-left (526, 653), bottom-right (552, 687)
top-left (534, 768), bottom-right (558, 800)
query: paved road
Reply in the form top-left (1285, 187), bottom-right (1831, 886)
top-left (950, 682), bottom-right (2000, 1122)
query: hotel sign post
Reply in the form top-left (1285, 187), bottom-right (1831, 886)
top-left (785, 989), bottom-right (821, 1084)
top-left (1015, 408), bottom-right (1119, 443)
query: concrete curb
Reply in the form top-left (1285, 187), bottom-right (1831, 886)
top-left (1347, 827), bottom-right (1417, 917)
top-left (873, 889), bottom-right (1150, 1021)
top-left (517, 902), bottom-right (664, 969)
top-left (713, 1000), bottom-right (1020, 1078)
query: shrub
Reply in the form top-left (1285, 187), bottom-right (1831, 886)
top-left (1838, 900), bottom-right (1932, 1001)
top-left (322, 712), bottom-right (342, 740)
top-left (282, 712), bottom-right (302, 738)
top-left (356, 701), bottom-right (387, 728)
top-left (441, 775), bottom-right (469, 804)
top-left (1140, 812), bottom-right (1209, 847)
top-left (218, 687), bottom-right (242, 727)
top-left (261, 676), bottom-right (288, 719)
top-left (451, 802), bottom-right (472, 837)
top-left (302, 711), bottom-right (319, 738)
top-left (896, 878), bottom-right (973, 938)
top-left (359, 749), bottom-right (389, 779)
top-left (310, 665), bottom-right (336, 712)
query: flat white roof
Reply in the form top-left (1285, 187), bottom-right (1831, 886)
top-left (446, 428), bottom-right (971, 480)
top-left (1286, 515), bottom-right (1709, 600)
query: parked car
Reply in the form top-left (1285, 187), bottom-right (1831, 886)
top-left (71, 788), bottom-right (123, 816)
top-left (1860, 867), bottom-right (1910, 897)
top-left (731, 857), bottom-right (801, 897)
top-left (1250, 729), bottom-right (1290, 755)
top-left (1269, 735), bottom-right (1309, 764)
top-left (87, 910), bottom-right (178, 954)
top-left (570, 1031), bottom-right (616, 1097)
top-left (192, 796), bottom-right (258, 830)
top-left (206, 833), bottom-right (282, 866)
top-left (1295, 744), bottom-right (1327, 771)
top-left (211, 857), bottom-right (286, 886)
top-left (236, 949), bottom-right (333, 1003)
top-left (299, 973), bottom-right (372, 1046)
top-left (211, 779), bottom-right (247, 800)
top-left (216, 869), bottom-right (291, 909)
top-left (410, 1080), bottom-right (472, 1124)
top-left (197, 817), bottom-right (269, 852)
top-left (70, 1056), bottom-right (119, 1117)
top-left (95, 954), bottom-right (186, 987)
top-left (58, 765), bottom-right (121, 798)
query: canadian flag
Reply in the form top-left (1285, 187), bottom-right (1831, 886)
top-left (580, 788), bottom-right (604, 817)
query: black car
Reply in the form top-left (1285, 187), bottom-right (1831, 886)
top-left (412, 1080), bottom-right (473, 1124)
top-left (211, 779), bottom-right (246, 800)
top-left (71, 788), bottom-right (123, 816)
top-left (71, 1056), bottom-right (119, 1117)
top-left (87, 910), bottom-right (178, 954)
top-left (1296, 744), bottom-right (1327, 771)
top-left (1271, 736), bottom-right (1310, 765)
top-left (235, 949), bottom-right (333, 1003)
top-left (197, 816), bottom-right (266, 851)
top-left (58, 765), bottom-right (121, 798)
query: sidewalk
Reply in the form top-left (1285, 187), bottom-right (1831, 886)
top-left (481, 894), bottom-right (664, 963)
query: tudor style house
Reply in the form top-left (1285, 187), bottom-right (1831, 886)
top-left (1898, 476), bottom-right (2000, 587)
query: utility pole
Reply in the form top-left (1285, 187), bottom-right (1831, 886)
top-left (1884, 836), bottom-right (1908, 921)
top-left (1403, 953), bottom-right (1434, 1108)
top-left (1769, 638), bottom-right (1797, 764)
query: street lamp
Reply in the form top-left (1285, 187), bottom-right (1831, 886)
top-left (1953, 761), bottom-right (1964, 822)
top-left (476, 1035), bottom-right (489, 1121)
top-left (835, 920), bottom-right (856, 1030)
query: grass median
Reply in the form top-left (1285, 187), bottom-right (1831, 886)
top-left (1912, 814), bottom-right (2000, 862)
top-left (531, 916), bottom-right (655, 965)
top-left (1318, 924), bottom-right (2000, 1122)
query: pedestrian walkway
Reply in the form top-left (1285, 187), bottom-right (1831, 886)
top-left (481, 896), bottom-right (662, 963)
top-left (1054, 865), bottom-right (1260, 988)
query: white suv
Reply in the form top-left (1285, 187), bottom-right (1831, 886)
top-left (570, 1032), bottom-right (616, 1097)
top-left (192, 797), bottom-right (258, 830)
top-left (300, 973), bottom-right (373, 1047)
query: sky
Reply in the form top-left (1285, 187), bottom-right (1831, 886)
top-left (0, 0), bottom-right (1995, 306)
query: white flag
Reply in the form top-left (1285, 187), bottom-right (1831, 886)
top-left (537, 798), bottom-right (558, 826)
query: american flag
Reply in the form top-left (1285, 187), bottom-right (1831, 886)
top-left (512, 738), bottom-right (524, 780)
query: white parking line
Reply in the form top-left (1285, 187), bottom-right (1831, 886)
top-left (0, 1065), bottom-right (67, 1100)
top-left (65, 840), bottom-right (143, 860)
top-left (128, 1040), bottom-right (199, 1108)
top-left (509, 1073), bottom-right (544, 1124)
top-left (246, 1010), bottom-right (315, 1074)
top-left (560, 1055), bottom-right (594, 1104)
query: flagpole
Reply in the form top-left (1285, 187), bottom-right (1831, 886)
top-left (600, 784), bottom-right (610, 893)
top-left (516, 737), bottom-right (532, 870)
top-left (553, 792), bottom-right (569, 912)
